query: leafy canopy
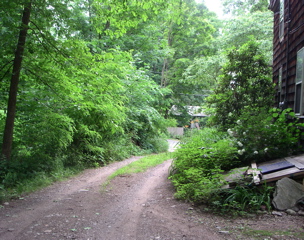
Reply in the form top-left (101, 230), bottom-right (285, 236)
top-left (206, 40), bottom-right (274, 130)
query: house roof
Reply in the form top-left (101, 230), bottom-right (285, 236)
top-left (170, 105), bottom-right (208, 117)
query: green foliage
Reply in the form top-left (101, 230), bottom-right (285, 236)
top-left (182, 55), bottom-right (224, 88)
top-left (144, 134), bottom-right (169, 153)
top-left (16, 112), bottom-right (74, 154)
top-left (175, 128), bottom-right (239, 170)
top-left (169, 128), bottom-right (239, 203)
top-left (223, 0), bottom-right (270, 15)
top-left (92, 0), bottom-right (170, 37)
top-left (165, 118), bottom-right (178, 128)
top-left (206, 40), bottom-right (274, 130)
top-left (168, 128), bottom-right (277, 212)
top-left (122, 68), bottom-right (169, 152)
top-left (215, 183), bottom-right (274, 213)
top-left (152, 0), bottom-right (219, 123)
top-left (228, 108), bottom-right (304, 163)
top-left (220, 11), bottom-right (273, 62)
top-left (171, 168), bottom-right (224, 203)
top-left (168, 17), bottom-right (300, 214)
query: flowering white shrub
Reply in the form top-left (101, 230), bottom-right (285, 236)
top-left (237, 149), bottom-right (245, 155)
top-left (227, 128), bottom-right (234, 137)
top-left (228, 108), bottom-right (304, 163)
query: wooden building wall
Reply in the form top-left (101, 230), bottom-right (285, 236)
top-left (271, 0), bottom-right (304, 111)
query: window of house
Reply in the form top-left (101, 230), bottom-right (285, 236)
top-left (279, 0), bottom-right (284, 40)
top-left (294, 48), bottom-right (304, 115)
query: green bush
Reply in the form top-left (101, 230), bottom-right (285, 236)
top-left (172, 128), bottom-right (239, 171)
top-left (165, 118), bottom-right (178, 128)
top-left (171, 168), bottom-right (224, 203)
top-left (228, 108), bottom-right (304, 163)
top-left (169, 126), bottom-right (280, 211)
top-left (169, 128), bottom-right (239, 203)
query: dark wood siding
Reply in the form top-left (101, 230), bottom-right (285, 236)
top-left (270, 0), bottom-right (304, 111)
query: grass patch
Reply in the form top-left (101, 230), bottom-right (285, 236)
top-left (108, 152), bottom-right (173, 181)
top-left (100, 152), bottom-right (173, 191)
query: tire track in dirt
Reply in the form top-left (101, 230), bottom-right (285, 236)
top-left (101, 160), bottom-right (174, 239)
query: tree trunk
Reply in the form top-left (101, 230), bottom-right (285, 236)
top-left (2, 2), bottom-right (32, 160)
top-left (160, 26), bottom-right (173, 87)
top-left (160, 58), bottom-right (168, 87)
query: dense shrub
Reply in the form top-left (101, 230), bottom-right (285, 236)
top-left (228, 108), bottom-right (304, 164)
top-left (169, 108), bottom-right (304, 210)
top-left (169, 128), bottom-right (239, 203)
top-left (219, 184), bottom-right (274, 213)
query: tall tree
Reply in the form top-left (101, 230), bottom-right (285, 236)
top-left (206, 40), bottom-right (274, 130)
top-left (160, 0), bottom-right (217, 87)
top-left (2, 1), bottom-right (32, 160)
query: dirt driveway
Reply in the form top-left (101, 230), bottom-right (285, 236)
top-left (0, 154), bottom-right (303, 240)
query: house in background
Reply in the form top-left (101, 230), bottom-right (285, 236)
top-left (269, 0), bottom-right (304, 116)
top-left (169, 105), bottom-right (208, 125)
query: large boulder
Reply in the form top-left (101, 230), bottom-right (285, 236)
top-left (272, 177), bottom-right (304, 210)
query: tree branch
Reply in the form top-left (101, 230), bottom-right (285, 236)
top-left (30, 20), bottom-right (70, 58)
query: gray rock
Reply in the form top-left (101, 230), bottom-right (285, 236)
top-left (298, 210), bottom-right (304, 216)
top-left (286, 209), bottom-right (297, 215)
top-left (272, 211), bottom-right (283, 216)
top-left (272, 177), bottom-right (304, 210)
